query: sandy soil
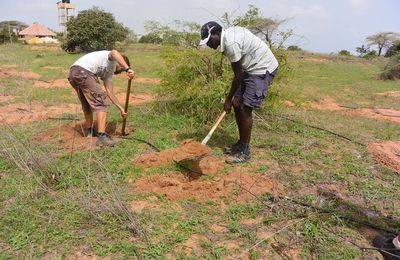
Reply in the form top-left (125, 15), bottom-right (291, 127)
top-left (0, 93), bottom-right (16, 103)
top-left (33, 79), bottom-right (70, 88)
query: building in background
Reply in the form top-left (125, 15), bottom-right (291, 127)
top-left (18, 22), bottom-right (58, 44)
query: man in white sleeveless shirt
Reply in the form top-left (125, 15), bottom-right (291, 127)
top-left (68, 49), bottom-right (134, 147)
top-left (200, 21), bottom-right (278, 164)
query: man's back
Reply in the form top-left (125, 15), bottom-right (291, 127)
top-left (221, 26), bottom-right (278, 74)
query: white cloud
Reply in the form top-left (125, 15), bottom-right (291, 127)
top-left (348, 0), bottom-right (371, 11)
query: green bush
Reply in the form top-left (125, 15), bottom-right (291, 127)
top-left (339, 50), bottom-right (351, 56)
top-left (158, 46), bottom-right (291, 124)
top-left (287, 45), bottom-right (302, 51)
top-left (380, 54), bottom-right (400, 80)
top-left (62, 7), bottom-right (129, 52)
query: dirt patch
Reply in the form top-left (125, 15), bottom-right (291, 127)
top-left (134, 77), bottom-right (161, 84)
top-left (348, 108), bottom-right (400, 124)
top-left (135, 140), bottom-right (212, 168)
top-left (307, 96), bottom-right (400, 123)
top-left (308, 96), bottom-right (347, 111)
top-left (0, 103), bottom-right (81, 125)
top-left (29, 45), bottom-right (61, 51)
top-left (33, 79), bottom-right (70, 88)
top-left (303, 57), bottom-right (329, 63)
top-left (0, 94), bottom-right (16, 103)
top-left (132, 168), bottom-right (283, 202)
top-left (130, 196), bottom-right (160, 213)
top-left (283, 100), bottom-right (295, 107)
top-left (376, 91), bottom-right (400, 98)
top-left (0, 64), bottom-right (18, 69)
top-left (115, 93), bottom-right (155, 105)
top-left (35, 121), bottom-right (125, 152)
top-left (0, 69), bottom-right (41, 80)
top-left (368, 141), bottom-right (400, 173)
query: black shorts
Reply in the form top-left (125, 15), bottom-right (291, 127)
top-left (234, 69), bottom-right (277, 108)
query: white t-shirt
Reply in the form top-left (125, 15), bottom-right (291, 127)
top-left (72, 50), bottom-right (117, 81)
top-left (221, 26), bottom-right (279, 74)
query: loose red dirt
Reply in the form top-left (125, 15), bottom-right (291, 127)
top-left (0, 69), bottom-right (41, 80)
top-left (135, 140), bottom-right (212, 168)
top-left (308, 96), bottom-right (347, 111)
top-left (0, 103), bottom-right (81, 125)
top-left (132, 167), bottom-right (283, 202)
top-left (368, 141), bottom-right (400, 174)
top-left (36, 121), bottom-right (126, 152)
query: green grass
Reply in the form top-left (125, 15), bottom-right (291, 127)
top-left (0, 43), bottom-right (399, 258)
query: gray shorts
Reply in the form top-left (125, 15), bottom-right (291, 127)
top-left (234, 69), bottom-right (277, 108)
top-left (68, 66), bottom-right (110, 113)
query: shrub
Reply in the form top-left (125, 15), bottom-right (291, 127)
top-left (158, 46), bottom-right (291, 124)
top-left (62, 7), bottom-right (129, 52)
top-left (380, 54), bottom-right (400, 80)
top-left (339, 50), bottom-right (350, 56)
top-left (363, 50), bottom-right (377, 59)
top-left (287, 45), bottom-right (302, 51)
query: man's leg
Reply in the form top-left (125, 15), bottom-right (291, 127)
top-left (96, 111), bottom-right (107, 133)
top-left (240, 105), bottom-right (253, 146)
top-left (84, 111), bottom-right (94, 129)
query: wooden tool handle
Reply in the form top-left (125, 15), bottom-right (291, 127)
top-left (201, 111), bottom-right (227, 145)
top-left (121, 78), bottom-right (132, 135)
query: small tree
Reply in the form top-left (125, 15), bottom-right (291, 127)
top-left (0, 26), bottom-right (18, 44)
top-left (380, 54), bottom-right (400, 80)
top-left (287, 45), bottom-right (302, 51)
top-left (62, 7), bottom-right (129, 52)
top-left (385, 41), bottom-right (400, 57)
top-left (339, 50), bottom-right (350, 56)
top-left (356, 45), bottom-right (369, 57)
top-left (366, 32), bottom-right (400, 56)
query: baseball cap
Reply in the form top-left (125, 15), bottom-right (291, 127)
top-left (199, 21), bottom-right (222, 46)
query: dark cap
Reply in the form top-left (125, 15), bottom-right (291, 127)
top-left (199, 21), bottom-right (222, 46)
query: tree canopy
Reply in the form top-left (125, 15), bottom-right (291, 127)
top-left (366, 32), bottom-right (400, 56)
top-left (62, 7), bottom-right (129, 52)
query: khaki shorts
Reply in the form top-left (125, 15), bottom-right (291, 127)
top-left (68, 66), bottom-right (110, 113)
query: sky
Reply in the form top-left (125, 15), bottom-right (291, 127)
top-left (0, 0), bottom-right (399, 54)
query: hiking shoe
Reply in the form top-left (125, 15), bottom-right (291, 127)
top-left (225, 150), bottom-right (251, 164)
top-left (223, 140), bottom-right (243, 155)
top-left (84, 127), bottom-right (98, 137)
top-left (373, 235), bottom-right (400, 259)
top-left (96, 133), bottom-right (116, 147)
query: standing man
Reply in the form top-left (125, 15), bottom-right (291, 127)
top-left (199, 21), bottom-right (278, 164)
top-left (68, 49), bottom-right (134, 147)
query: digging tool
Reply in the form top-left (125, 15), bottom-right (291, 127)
top-left (201, 111), bottom-right (227, 145)
top-left (121, 78), bottom-right (132, 136)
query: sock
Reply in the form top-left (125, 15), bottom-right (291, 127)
top-left (393, 235), bottom-right (400, 249)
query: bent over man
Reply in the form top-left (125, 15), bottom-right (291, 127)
top-left (68, 49), bottom-right (134, 147)
top-left (200, 21), bottom-right (278, 164)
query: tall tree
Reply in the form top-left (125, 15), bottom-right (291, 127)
top-left (62, 7), bottom-right (129, 52)
top-left (366, 32), bottom-right (400, 56)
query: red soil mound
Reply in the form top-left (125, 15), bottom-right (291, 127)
top-left (115, 93), bottom-right (154, 105)
top-left (368, 141), bottom-right (400, 173)
top-left (0, 103), bottom-right (81, 125)
top-left (132, 168), bottom-right (283, 202)
top-left (0, 69), bottom-right (40, 80)
top-left (36, 121), bottom-right (126, 152)
top-left (135, 140), bottom-right (211, 167)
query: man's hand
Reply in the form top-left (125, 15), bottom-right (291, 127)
top-left (224, 99), bottom-right (232, 113)
top-left (126, 68), bottom-right (135, 79)
top-left (120, 109), bottom-right (128, 119)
